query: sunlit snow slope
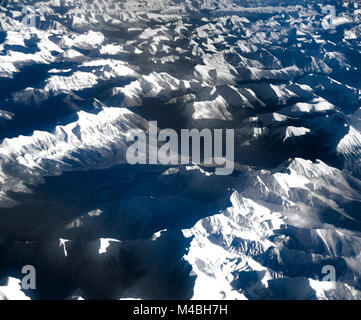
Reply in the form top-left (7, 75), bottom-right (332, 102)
top-left (0, 0), bottom-right (360, 300)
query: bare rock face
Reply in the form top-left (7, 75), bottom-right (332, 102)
top-left (0, 0), bottom-right (360, 299)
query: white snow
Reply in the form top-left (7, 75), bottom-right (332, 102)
top-left (0, 278), bottom-right (31, 300)
top-left (99, 238), bottom-right (121, 254)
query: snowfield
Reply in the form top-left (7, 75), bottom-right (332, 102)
top-left (0, 0), bottom-right (360, 300)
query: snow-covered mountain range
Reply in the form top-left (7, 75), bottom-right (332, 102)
top-left (0, 0), bottom-right (360, 300)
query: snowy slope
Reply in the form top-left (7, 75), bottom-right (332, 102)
top-left (0, 0), bottom-right (360, 300)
